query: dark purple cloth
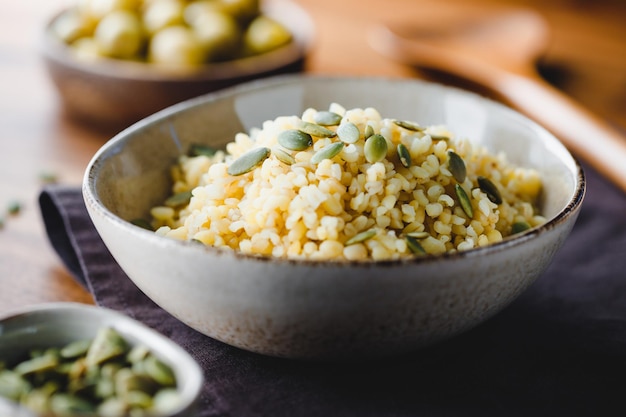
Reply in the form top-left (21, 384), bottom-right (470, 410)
top-left (39, 163), bottom-right (626, 417)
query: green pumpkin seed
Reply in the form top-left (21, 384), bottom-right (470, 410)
top-left (511, 221), bottom-right (531, 234)
top-left (153, 388), bottom-right (183, 414)
top-left (227, 147), bottom-right (271, 176)
top-left (86, 327), bottom-right (128, 367)
top-left (272, 147), bottom-right (295, 165)
top-left (477, 176), bottom-right (503, 204)
top-left (336, 122), bottom-right (361, 144)
top-left (406, 235), bottom-right (426, 255)
top-left (455, 184), bottom-right (474, 218)
top-left (49, 393), bottom-right (95, 415)
top-left (15, 353), bottom-right (59, 376)
top-left (406, 231), bottom-right (429, 239)
top-left (364, 124), bottom-right (375, 139)
top-left (313, 111), bottom-right (342, 126)
top-left (364, 134), bottom-right (388, 163)
top-left (60, 339), bottom-right (92, 359)
top-left (393, 119), bottom-right (424, 132)
top-left (397, 143), bottom-right (411, 168)
top-left (299, 121), bottom-right (337, 138)
top-left (0, 370), bottom-right (30, 400)
top-left (447, 151), bottom-right (466, 183)
top-left (164, 190), bottom-right (192, 208)
top-left (188, 143), bottom-right (218, 157)
top-left (143, 355), bottom-right (176, 387)
top-left (345, 229), bottom-right (376, 246)
top-left (277, 129), bottom-right (313, 151)
top-left (429, 133), bottom-right (449, 141)
top-left (310, 142), bottom-right (345, 164)
top-left (130, 218), bottom-right (153, 231)
top-left (126, 390), bottom-right (154, 409)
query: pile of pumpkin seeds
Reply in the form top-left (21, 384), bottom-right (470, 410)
top-left (0, 327), bottom-right (181, 417)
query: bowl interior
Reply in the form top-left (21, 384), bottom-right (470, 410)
top-left (88, 75), bottom-right (581, 230)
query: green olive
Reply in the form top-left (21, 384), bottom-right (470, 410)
top-left (189, 10), bottom-right (240, 60)
top-left (52, 9), bottom-right (97, 44)
top-left (149, 25), bottom-right (206, 66)
top-left (142, 0), bottom-right (185, 35)
top-left (80, 0), bottom-right (141, 20)
top-left (243, 15), bottom-right (291, 55)
top-left (94, 10), bottom-right (144, 58)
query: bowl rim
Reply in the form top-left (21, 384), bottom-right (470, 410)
top-left (0, 302), bottom-right (204, 415)
top-left (83, 74), bottom-right (586, 268)
top-left (40, 0), bottom-right (315, 82)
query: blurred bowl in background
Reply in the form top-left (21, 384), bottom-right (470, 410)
top-left (40, 0), bottom-right (314, 131)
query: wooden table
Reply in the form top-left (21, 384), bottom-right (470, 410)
top-left (1, 0), bottom-right (625, 315)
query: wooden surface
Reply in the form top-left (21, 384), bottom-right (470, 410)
top-left (1, 0), bottom-right (625, 315)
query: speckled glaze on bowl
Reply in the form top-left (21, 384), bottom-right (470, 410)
top-left (41, 0), bottom-right (314, 130)
top-left (83, 75), bottom-right (585, 360)
top-left (0, 303), bottom-right (203, 416)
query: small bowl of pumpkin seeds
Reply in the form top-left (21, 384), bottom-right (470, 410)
top-left (0, 302), bottom-right (203, 417)
top-left (40, 0), bottom-right (314, 130)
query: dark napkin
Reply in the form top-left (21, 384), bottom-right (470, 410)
top-left (39, 164), bottom-right (626, 417)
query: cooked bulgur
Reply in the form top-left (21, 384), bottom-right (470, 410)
top-left (150, 104), bottom-right (545, 261)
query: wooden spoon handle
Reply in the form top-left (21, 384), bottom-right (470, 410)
top-left (496, 72), bottom-right (626, 192)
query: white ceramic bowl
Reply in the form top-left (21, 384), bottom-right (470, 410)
top-left (83, 75), bottom-right (585, 360)
top-left (0, 302), bottom-right (203, 416)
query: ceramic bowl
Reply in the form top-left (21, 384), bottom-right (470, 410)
top-left (83, 75), bottom-right (585, 360)
top-left (0, 302), bottom-right (203, 416)
top-left (40, 0), bottom-right (314, 130)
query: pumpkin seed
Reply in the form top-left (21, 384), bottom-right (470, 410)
top-left (447, 151), bottom-right (466, 183)
top-left (429, 133), bottom-right (449, 141)
top-left (310, 142), bottom-right (344, 164)
top-left (143, 355), bottom-right (176, 387)
top-left (477, 176), bottom-right (503, 204)
top-left (299, 121), bottom-right (337, 138)
top-left (60, 339), bottom-right (92, 359)
top-left (272, 147), bottom-right (296, 165)
top-left (336, 122), bottom-right (361, 144)
top-left (406, 235), bottom-right (426, 255)
top-left (406, 231), bottom-right (429, 239)
top-left (2, 327), bottom-right (180, 417)
top-left (345, 229), bottom-right (376, 246)
top-left (0, 370), bottom-right (30, 400)
top-left (14, 353), bottom-right (59, 376)
top-left (313, 111), bottom-right (342, 126)
top-left (364, 124), bottom-right (375, 139)
top-left (397, 143), bottom-right (411, 168)
top-left (455, 184), bottom-right (474, 218)
top-left (393, 119), bottom-right (424, 132)
top-left (364, 134), bottom-right (388, 163)
top-left (188, 143), bottom-right (218, 157)
top-left (130, 218), bottom-right (153, 231)
top-left (277, 129), bottom-right (313, 151)
top-left (227, 147), bottom-right (271, 176)
top-left (86, 327), bottom-right (128, 367)
top-left (49, 393), bottom-right (95, 415)
top-left (7, 201), bottom-right (21, 215)
top-left (152, 388), bottom-right (183, 414)
top-left (164, 190), bottom-right (192, 208)
top-left (511, 221), bottom-right (531, 234)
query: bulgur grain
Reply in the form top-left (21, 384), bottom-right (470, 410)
top-left (152, 104), bottom-right (545, 260)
